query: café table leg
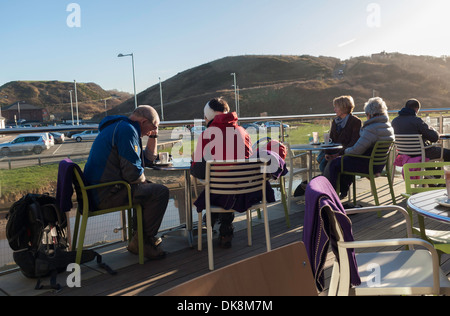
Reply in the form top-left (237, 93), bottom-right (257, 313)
top-left (184, 169), bottom-right (194, 247)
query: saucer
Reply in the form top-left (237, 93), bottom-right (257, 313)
top-left (436, 197), bottom-right (450, 207)
top-left (155, 162), bottom-right (173, 167)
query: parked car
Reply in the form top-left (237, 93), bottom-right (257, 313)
top-left (264, 121), bottom-right (290, 129)
top-left (24, 132), bottom-right (54, 147)
top-left (71, 130), bottom-right (99, 142)
top-left (191, 126), bottom-right (206, 135)
top-left (0, 134), bottom-right (50, 155)
top-left (242, 123), bottom-right (266, 131)
top-left (50, 132), bottom-right (65, 144)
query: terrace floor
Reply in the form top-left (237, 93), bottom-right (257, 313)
top-left (1, 174), bottom-right (449, 296)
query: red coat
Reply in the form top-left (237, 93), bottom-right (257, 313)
top-left (191, 112), bottom-right (252, 178)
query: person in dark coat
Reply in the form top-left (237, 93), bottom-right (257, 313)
top-left (319, 95), bottom-right (363, 172)
top-left (391, 98), bottom-right (450, 161)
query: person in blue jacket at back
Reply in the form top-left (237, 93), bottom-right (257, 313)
top-left (84, 105), bottom-right (169, 260)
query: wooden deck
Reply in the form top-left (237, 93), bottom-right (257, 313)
top-left (35, 176), bottom-right (450, 297)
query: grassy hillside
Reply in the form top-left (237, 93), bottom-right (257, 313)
top-left (108, 53), bottom-right (450, 121)
top-left (0, 81), bottom-right (131, 121)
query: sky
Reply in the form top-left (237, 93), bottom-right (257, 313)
top-left (1, 0), bottom-right (450, 94)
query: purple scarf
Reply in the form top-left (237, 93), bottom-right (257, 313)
top-left (303, 176), bottom-right (361, 292)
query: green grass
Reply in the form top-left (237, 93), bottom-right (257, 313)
top-left (0, 162), bottom-right (86, 199)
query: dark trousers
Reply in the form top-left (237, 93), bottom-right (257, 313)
top-left (328, 156), bottom-right (385, 195)
top-left (99, 182), bottom-right (169, 238)
top-left (426, 146), bottom-right (450, 162)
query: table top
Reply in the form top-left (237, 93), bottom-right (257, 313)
top-left (148, 158), bottom-right (192, 171)
top-left (407, 189), bottom-right (450, 223)
top-left (290, 143), bottom-right (343, 151)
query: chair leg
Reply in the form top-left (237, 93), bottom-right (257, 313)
top-left (198, 211), bottom-right (203, 251)
top-left (352, 176), bottom-right (357, 205)
top-left (206, 210), bottom-right (214, 271)
top-left (279, 176), bottom-right (290, 228)
top-left (72, 211), bottom-right (81, 251)
top-left (75, 213), bottom-right (89, 265)
top-left (135, 205), bottom-right (144, 265)
top-left (329, 261), bottom-right (340, 296)
top-left (262, 206), bottom-right (271, 252)
top-left (387, 174), bottom-right (397, 205)
top-left (247, 210), bottom-right (252, 247)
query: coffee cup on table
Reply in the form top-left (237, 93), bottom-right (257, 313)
top-left (159, 152), bottom-right (169, 164)
top-left (444, 165), bottom-right (450, 199)
top-left (323, 132), bottom-right (332, 144)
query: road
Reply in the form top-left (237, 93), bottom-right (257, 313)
top-left (0, 129), bottom-right (179, 169)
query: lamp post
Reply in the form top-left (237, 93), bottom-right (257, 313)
top-left (74, 80), bottom-right (79, 125)
top-left (118, 53), bottom-right (138, 109)
top-left (231, 73), bottom-right (239, 116)
top-left (159, 77), bottom-right (164, 121)
top-left (69, 90), bottom-right (74, 125)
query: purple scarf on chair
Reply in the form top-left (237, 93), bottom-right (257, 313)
top-left (302, 176), bottom-right (361, 292)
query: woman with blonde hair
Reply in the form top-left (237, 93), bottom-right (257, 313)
top-left (321, 96), bottom-right (362, 169)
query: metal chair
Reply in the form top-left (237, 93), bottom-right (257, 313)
top-left (394, 134), bottom-right (443, 162)
top-left (336, 140), bottom-right (396, 206)
top-left (67, 161), bottom-right (145, 265)
top-left (197, 159), bottom-right (271, 271)
top-left (305, 176), bottom-right (450, 296)
top-left (402, 161), bottom-right (450, 259)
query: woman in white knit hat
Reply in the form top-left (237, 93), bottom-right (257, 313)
top-left (190, 97), bottom-right (252, 248)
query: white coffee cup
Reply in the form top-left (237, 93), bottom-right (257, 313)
top-left (323, 132), bottom-right (332, 144)
top-left (159, 152), bottom-right (169, 164)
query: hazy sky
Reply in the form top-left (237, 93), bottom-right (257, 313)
top-left (1, 0), bottom-right (449, 94)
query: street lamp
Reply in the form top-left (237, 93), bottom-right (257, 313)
top-left (74, 80), bottom-right (79, 125)
top-left (231, 73), bottom-right (239, 116)
top-left (118, 53), bottom-right (138, 109)
top-left (69, 90), bottom-right (74, 125)
top-left (159, 77), bottom-right (164, 121)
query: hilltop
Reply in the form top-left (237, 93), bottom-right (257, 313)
top-left (106, 53), bottom-right (450, 121)
top-left (0, 81), bottom-right (132, 121)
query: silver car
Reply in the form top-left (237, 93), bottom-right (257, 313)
top-left (71, 130), bottom-right (99, 142)
top-left (0, 135), bottom-right (50, 155)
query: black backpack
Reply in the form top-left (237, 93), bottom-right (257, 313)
top-left (6, 193), bottom-right (115, 291)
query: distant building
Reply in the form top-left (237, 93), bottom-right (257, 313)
top-left (2, 103), bottom-right (46, 123)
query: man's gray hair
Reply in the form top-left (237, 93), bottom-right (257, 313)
top-left (132, 105), bottom-right (159, 124)
top-left (364, 97), bottom-right (388, 117)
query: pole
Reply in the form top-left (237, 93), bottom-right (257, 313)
top-left (159, 77), bottom-right (164, 121)
top-left (74, 80), bottom-right (79, 125)
top-left (69, 90), bottom-right (74, 125)
top-left (231, 73), bottom-right (238, 115)
top-left (131, 53), bottom-right (137, 109)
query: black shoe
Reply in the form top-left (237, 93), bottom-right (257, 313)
top-left (218, 235), bottom-right (233, 249)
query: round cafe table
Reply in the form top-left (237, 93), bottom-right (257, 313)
top-left (407, 189), bottom-right (450, 224)
top-left (290, 143), bottom-right (343, 181)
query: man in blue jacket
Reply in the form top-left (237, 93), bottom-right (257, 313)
top-left (392, 99), bottom-right (450, 161)
top-left (84, 105), bottom-right (169, 259)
